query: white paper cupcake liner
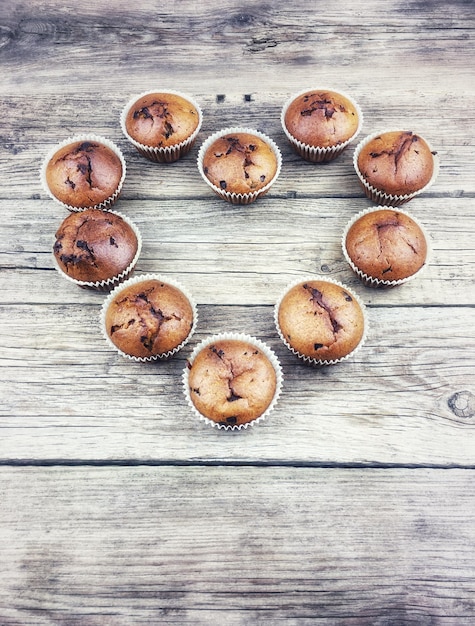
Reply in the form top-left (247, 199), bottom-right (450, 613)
top-left (353, 130), bottom-right (440, 206)
top-left (197, 127), bottom-right (282, 204)
top-left (52, 209), bottom-right (142, 292)
top-left (274, 276), bottom-right (367, 366)
top-left (40, 134), bottom-right (126, 212)
top-left (100, 273), bottom-right (198, 362)
top-left (120, 90), bottom-right (203, 163)
top-left (183, 332), bottom-right (283, 431)
top-left (281, 87), bottom-right (363, 163)
top-left (342, 205), bottom-right (431, 288)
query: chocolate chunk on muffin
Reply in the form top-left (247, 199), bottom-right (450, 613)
top-left (275, 279), bottom-right (366, 364)
top-left (43, 136), bottom-right (125, 210)
top-left (102, 276), bottom-right (196, 360)
top-left (53, 208), bottom-right (140, 290)
top-left (354, 130), bottom-right (437, 204)
top-left (343, 207), bottom-right (429, 286)
top-left (185, 336), bottom-right (282, 429)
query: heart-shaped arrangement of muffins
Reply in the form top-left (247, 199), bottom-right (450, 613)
top-left (40, 88), bottom-right (439, 431)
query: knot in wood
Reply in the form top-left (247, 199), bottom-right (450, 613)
top-left (447, 390), bottom-right (475, 419)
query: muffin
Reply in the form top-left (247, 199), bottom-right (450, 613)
top-left (121, 90), bottom-right (202, 162)
top-left (184, 334), bottom-right (283, 431)
top-left (275, 278), bottom-right (366, 365)
top-left (101, 275), bottom-right (197, 361)
top-left (281, 88), bottom-right (362, 162)
top-left (41, 135), bottom-right (125, 211)
top-left (342, 206), bottom-right (429, 287)
top-left (53, 208), bottom-right (141, 290)
top-left (354, 130), bottom-right (438, 205)
top-left (197, 127), bottom-right (282, 204)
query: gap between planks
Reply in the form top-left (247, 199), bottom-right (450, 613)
top-left (1, 459), bottom-right (475, 470)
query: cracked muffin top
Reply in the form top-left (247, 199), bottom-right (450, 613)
top-left (283, 89), bottom-right (360, 148)
top-left (344, 208), bottom-right (428, 283)
top-left (356, 131), bottom-right (435, 197)
top-left (53, 208), bottom-right (139, 285)
top-left (124, 92), bottom-right (200, 148)
top-left (276, 280), bottom-right (365, 363)
top-left (104, 278), bottom-right (194, 359)
top-left (45, 140), bottom-right (123, 209)
top-left (201, 132), bottom-right (278, 196)
top-left (186, 338), bottom-right (278, 428)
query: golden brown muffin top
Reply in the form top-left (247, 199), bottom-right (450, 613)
top-left (187, 339), bottom-right (277, 427)
top-left (357, 131), bottom-right (435, 196)
top-left (53, 209), bottom-right (138, 284)
top-left (201, 132), bottom-right (278, 195)
top-left (277, 280), bottom-right (364, 362)
top-left (46, 140), bottom-right (123, 209)
top-left (105, 279), bottom-right (194, 358)
top-left (284, 90), bottom-right (359, 148)
top-left (345, 209), bottom-right (427, 281)
top-left (125, 92), bottom-right (200, 148)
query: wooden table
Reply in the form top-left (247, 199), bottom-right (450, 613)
top-left (1, 1), bottom-right (474, 623)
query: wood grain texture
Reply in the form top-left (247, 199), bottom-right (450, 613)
top-left (0, 302), bottom-right (473, 464)
top-left (1, 466), bottom-right (475, 625)
top-left (0, 0), bottom-right (473, 94)
top-left (1, 196), bottom-right (474, 306)
top-left (1, 91), bottom-right (473, 197)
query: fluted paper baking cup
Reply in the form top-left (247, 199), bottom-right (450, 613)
top-left (52, 209), bottom-right (142, 292)
top-left (40, 134), bottom-right (126, 212)
top-left (120, 90), bottom-right (203, 163)
top-left (274, 276), bottom-right (367, 366)
top-left (100, 273), bottom-right (198, 362)
top-left (281, 87), bottom-right (363, 163)
top-left (183, 333), bottom-right (283, 431)
top-left (197, 127), bottom-right (282, 204)
top-left (353, 130), bottom-right (440, 206)
top-left (342, 205), bottom-right (431, 288)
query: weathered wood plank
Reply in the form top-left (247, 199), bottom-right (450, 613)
top-left (1, 466), bottom-right (474, 624)
top-left (1, 195), bottom-right (473, 306)
top-left (0, 304), bottom-right (473, 464)
top-left (1, 91), bottom-right (473, 199)
top-left (0, 0), bottom-right (473, 94)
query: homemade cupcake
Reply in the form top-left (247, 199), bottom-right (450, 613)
top-left (183, 334), bottom-right (283, 431)
top-left (197, 127), bottom-right (282, 204)
top-left (275, 278), bottom-right (366, 365)
top-left (53, 208), bottom-right (141, 291)
top-left (342, 206), bottom-right (429, 288)
top-left (281, 88), bottom-right (363, 162)
top-left (121, 90), bottom-right (202, 162)
top-left (101, 274), bottom-right (197, 361)
top-left (41, 135), bottom-right (126, 211)
top-left (354, 130), bottom-right (438, 205)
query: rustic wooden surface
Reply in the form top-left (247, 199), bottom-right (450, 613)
top-left (1, 0), bottom-right (474, 623)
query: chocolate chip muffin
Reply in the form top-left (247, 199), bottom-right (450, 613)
top-left (102, 276), bottom-right (196, 361)
top-left (43, 136), bottom-right (125, 210)
top-left (198, 128), bottom-right (281, 203)
top-left (282, 88), bottom-right (362, 162)
top-left (121, 90), bottom-right (202, 162)
top-left (185, 335), bottom-right (282, 430)
top-left (53, 208), bottom-right (141, 290)
top-left (343, 207), bottom-right (429, 286)
top-left (275, 279), bottom-right (366, 364)
top-left (354, 130), bottom-right (437, 204)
